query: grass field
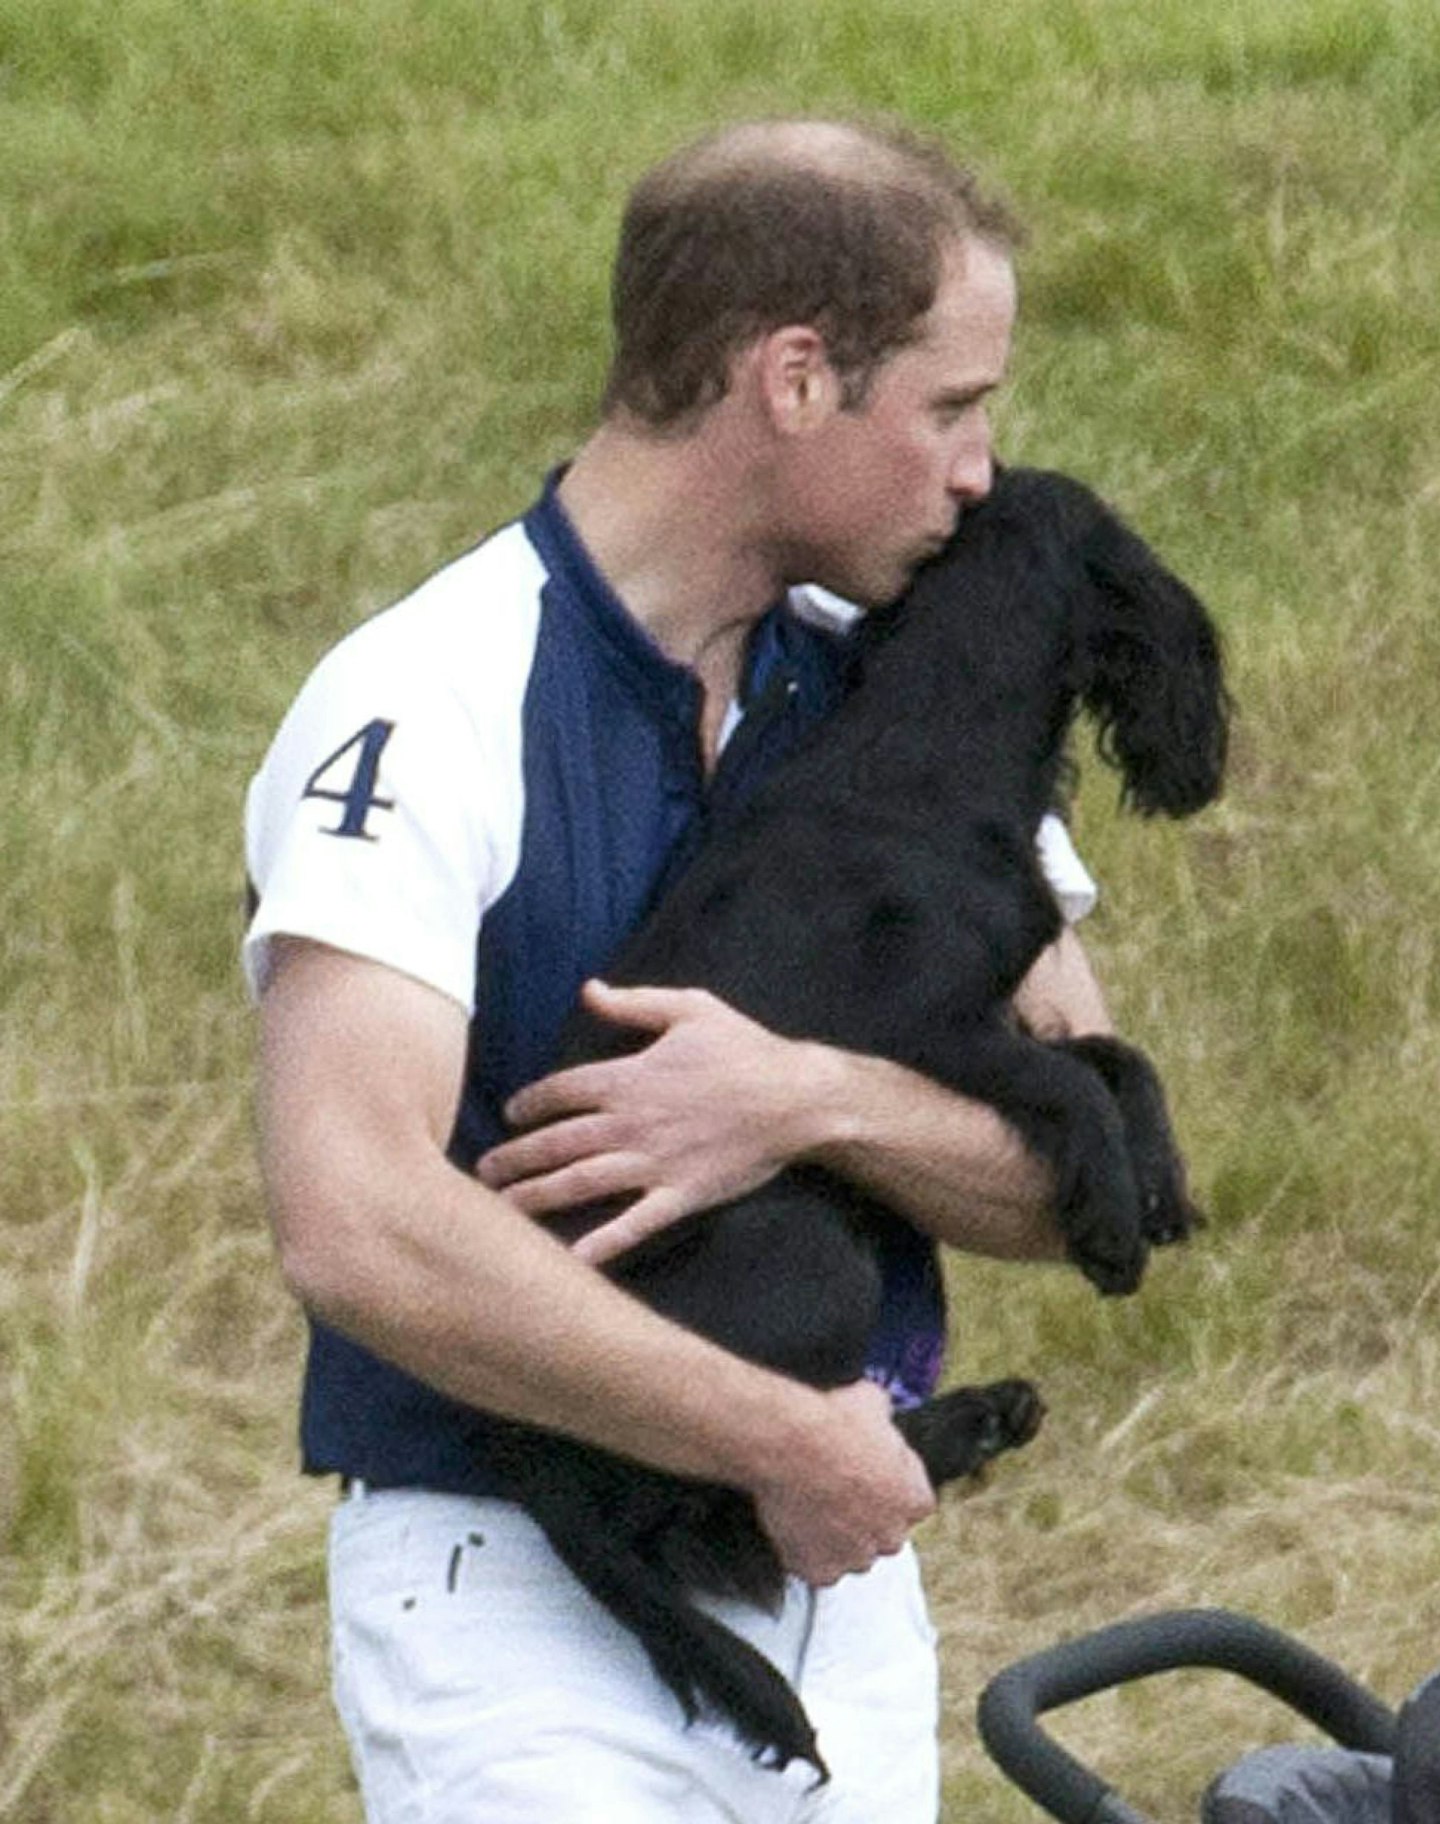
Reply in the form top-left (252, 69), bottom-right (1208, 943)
top-left (3, 0), bottom-right (1439, 1818)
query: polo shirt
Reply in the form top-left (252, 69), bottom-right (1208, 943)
top-left (245, 473), bottom-right (966, 1489)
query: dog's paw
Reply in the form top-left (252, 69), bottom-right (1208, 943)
top-left (1063, 1210), bottom-right (1148, 1297)
top-left (1138, 1180), bottom-right (1206, 1248)
top-left (896, 1378), bottom-right (1045, 1488)
top-left (1128, 1129), bottom-right (1206, 1248)
top-left (981, 1377), bottom-right (1046, 1452)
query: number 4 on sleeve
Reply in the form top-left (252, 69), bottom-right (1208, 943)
top-left (301, 720), bottom-right (396, 840)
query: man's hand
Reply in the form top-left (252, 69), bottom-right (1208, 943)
top-left (755, 1379), bottom-right (937, 1585)
top-left (1011, 924), bottom-right (1114, 1041)
top-left (478, 980), bottom-right (828, 1264)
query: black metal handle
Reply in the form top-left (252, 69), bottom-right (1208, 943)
top-left (976, 1608), bottom-right (1399, 1824)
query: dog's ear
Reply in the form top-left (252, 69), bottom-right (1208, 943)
top-left (1077, 507), bottom-right (1231, 818)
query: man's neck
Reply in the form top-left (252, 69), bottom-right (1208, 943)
top-left (556, 418), bottom-right (783, 706)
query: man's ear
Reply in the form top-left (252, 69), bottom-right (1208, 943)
top-left (753, 326), bottom-right (840, 433)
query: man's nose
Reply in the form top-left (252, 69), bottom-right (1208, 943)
top-left (948, 414), bottom-right (994, 502)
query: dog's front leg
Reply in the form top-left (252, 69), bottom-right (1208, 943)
top-left (1057, 1034), bottom-right (1204, 1248)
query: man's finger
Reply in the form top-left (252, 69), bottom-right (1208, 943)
top-left (580, 978), bottom-right (708, 1033)
top-left (493, 1153), bottom-right (651, 1217)
top-left (477, 1115), bottom-right (614, 1188)
top-left (570, 1187), bottom-right (689, 1265)
top-left (503, 1060), bottom-right (625, 1128)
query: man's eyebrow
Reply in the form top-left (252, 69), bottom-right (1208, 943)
top-left (935, 379), bottom-right (1002, 407)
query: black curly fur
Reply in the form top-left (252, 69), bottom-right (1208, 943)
top-left (482, 467), bottom-right (1230, 1777)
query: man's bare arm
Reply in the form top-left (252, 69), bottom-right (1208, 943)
top-left (258, 937), bottom-right (934, 1582)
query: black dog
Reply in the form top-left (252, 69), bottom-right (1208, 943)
top-left (482, 467), bottom-right (1229, 1778)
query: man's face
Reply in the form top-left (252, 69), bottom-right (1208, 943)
top-left (779, 237), bottom-right (1016, 607)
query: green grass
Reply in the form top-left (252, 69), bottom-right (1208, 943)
top-left (4, 0), bottom-right (1440, 1817)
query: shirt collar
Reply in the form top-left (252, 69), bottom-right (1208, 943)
top-left (523, 468), bottom-right (702, 729)
top-left (522, 467), bottom-right (818, 735)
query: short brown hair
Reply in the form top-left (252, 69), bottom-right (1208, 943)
top-left (602, 118), bottom-right (1024, 427)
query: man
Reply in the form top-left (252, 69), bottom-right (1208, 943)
top-left (246, 117), bottom-right (1104, 1823)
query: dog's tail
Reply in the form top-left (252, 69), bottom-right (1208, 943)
top-left (481, 1425), bottom-right (827, 1780)
top-left (1076, 496), bottom-right (1231, 818)
top-left (541, 1515), bottom-right (827, 1780)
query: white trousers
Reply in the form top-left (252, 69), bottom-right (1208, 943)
top-left (329, 1488), bottom-right (940, 1823)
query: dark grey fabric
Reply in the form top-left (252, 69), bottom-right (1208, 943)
top-left (1201, 1747), bottom-right (1393, 1824)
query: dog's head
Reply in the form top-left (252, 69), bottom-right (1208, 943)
top-left (992, 468), bottom-right (1231, 819)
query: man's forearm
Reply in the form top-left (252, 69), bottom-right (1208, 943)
top-left (802, 1045), bottom-right (1066, 1258)
top-left (804, 927), bottom-right (1113, 1258)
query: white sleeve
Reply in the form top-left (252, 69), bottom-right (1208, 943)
top-left (1037, 811), bottom-right (1098, 923)
top-left (242, 596), bottom-right (532, 1011)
